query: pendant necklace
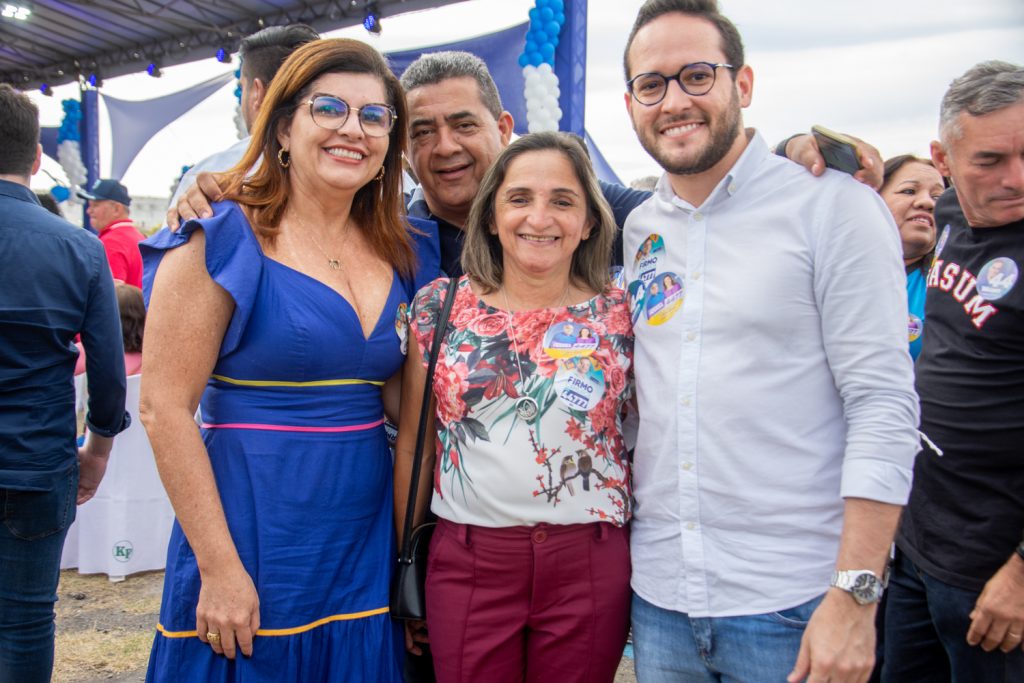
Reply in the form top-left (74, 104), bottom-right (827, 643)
top-left (501, 284), bottom-right (570, 422)
top-left (303, 219), bottom-right (350, 271)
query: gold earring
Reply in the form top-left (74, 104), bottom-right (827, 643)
top-left (375, 166), bottom-right (385, 182)
top-left (277, 148), bottom-right (290, 169)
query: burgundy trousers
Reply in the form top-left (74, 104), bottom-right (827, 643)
top-left (425, 518), bottom-right (631, 683)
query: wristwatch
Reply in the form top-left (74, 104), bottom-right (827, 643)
top-left (830, 569), bottom-right (886, 605)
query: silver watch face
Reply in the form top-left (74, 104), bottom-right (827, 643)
top-left (849, 573), bottom-right (882, 604)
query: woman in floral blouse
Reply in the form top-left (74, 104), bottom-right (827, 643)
top-left (395, 132), bottom-right (634, 683)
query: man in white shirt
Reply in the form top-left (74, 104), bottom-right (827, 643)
top-left (167, 24), bottom-right (318, 208)
top-left (619, 2), bottom-right (920, 682)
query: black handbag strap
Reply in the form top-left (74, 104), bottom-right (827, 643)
top-left (398, 276), bottom-right (460, 563)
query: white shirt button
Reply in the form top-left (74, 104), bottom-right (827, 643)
top-left (681, 461), bottom-right (694, 471)
top-left (693, 212), bottom-right (704, 221)
top-left (685, 522), bottom-right (697, 530)
top-left (687, 331), bottom-right (697, 342)
top-left (728, 182), bottom-right (738, 194)
top-left (692, 271), bottom-right (702, 281)
top-left (681, 397), bottom-right (691, 407)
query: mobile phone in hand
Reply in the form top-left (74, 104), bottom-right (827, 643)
top-left (812, 125), bottom-right (862, 176)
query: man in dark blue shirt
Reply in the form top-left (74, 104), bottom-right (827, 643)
top-left (0, 84), bottom-right (130, 683)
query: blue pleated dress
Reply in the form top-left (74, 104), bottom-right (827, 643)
top-left (140, 202), bottom-right (438, 682)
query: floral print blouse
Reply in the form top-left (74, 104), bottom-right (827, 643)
top-left (404, 276), bottom-right (634, 527)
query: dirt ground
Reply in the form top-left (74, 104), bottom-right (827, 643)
top-left (53, 569), bottom-right (637, 682)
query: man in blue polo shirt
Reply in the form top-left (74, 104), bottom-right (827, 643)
top-left (0, 83), bottom-right (131, 683)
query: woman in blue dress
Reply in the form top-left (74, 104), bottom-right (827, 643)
top-left (139, 39), bottom-right (436, 681)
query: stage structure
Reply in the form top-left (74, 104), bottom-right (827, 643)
top-left (15, 0), bottom-right (621, 220)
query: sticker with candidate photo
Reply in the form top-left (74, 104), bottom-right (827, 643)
top-left (908, 314), bottom-right (923, 343)
top-left (543, 320), bottom-right (600, 359)
top-left (628, 280), bottom-right (646, 325)
top-left (634, 234), bottom-right (665, 285)
top-left (645, 272), bottom-right (685, 326)
top-left (610, 266), bottom-right (626, 289)
top-left (554, 356), bottom-right (606, 412)
top-left (395, 302), bottom-right (409, 355)
top-left (977, 257), bottom-right (1018, 301)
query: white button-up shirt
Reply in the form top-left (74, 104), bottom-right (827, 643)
top-left (623, 133), bottom-right (919, 617)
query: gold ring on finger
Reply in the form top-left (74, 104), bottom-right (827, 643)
top-left (207, 632), bottom-right (221, 643)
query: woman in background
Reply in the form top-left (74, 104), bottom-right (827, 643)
top-left (75, 283), bottom-right (145, 376)
top-left (878, 155), bottom-right (945, 360)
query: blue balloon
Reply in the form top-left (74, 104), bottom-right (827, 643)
top-left (539, 7), bottom-right (554, 22)
top-left (529, 51), bottom-right (544, 67)
top-left (546, 20), bottom-right (561, 37)
top-left (550, 0), bottom-right (564, 11)
top-left (541, 42), bottom-right (556, 63)
top-left (556, 11), bottom-right (566, 24)
top-left (550, 32), bottom-right (560, 48)
top-left (518, 52), bottom-right (530, 68)
top-left (535, 0), bottom-right (550, 7)
top-left (528, 8), bottom-right (540, 22)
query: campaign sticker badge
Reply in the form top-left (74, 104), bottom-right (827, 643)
top-left (634, 234), bottom-right (665, 285)
top-left (395, 302), bottom-right (409, 355)
top-left (908, 314), bottom-right (923, 343)
top-left (554, 356), bottom-right (606, 412)
top-left (645, 272), bottom-right (685, 326)
top-left (627, 280), bottom-right (646, 325)
top-left (933, 225), bottom-right (951, 263)
top-left (543, 320), bottom-right (600, 359)
top-left (977, 257), bottom-right (1018, 301)
top-left (610, 265), bottom-right (626, 289)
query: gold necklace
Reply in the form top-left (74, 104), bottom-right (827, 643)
top-left (501, 284), bottom-right (570, 422)
top-left (296, 217), bottom-right (350, 271)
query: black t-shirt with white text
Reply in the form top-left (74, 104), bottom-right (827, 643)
top-left (897, 188), bottom-right (1024, 591)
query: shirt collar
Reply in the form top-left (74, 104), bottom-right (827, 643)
top-left (654, 129), bottom-right (769, 211)
top-left (99, 218), bottom-right (135, 236)
top-left (0, 178), bottom-right (40, 205)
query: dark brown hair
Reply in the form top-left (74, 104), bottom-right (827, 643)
top-left (623, 0), bottom-right (745, 80)
top-left (238, 24), bottom-right (319, 86)
top-left (220, 38), bottom-right (416, 277)
top-left (881, 154), bottom-right (937, 191)
top-left (116, 284), bottom-right (146, 353)
top-left (0, 84), bottom-right (39, 176)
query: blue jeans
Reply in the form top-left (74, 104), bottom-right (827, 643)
top-left (882, 549), bottom-right (1024, 683)
top-left (0, 467), bottom-right (78, 683)
top-left (631, 591), bottom-right (824, 682)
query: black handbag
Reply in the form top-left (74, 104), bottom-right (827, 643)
top-left (391, 276), bottom-right (459, 621)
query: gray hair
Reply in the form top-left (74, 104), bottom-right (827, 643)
top-left (399, 51), bottom-right (504, 119)
top-left (939, 60), bottom-right (1024, 143)
top-left (460, 132), bottom-right (617, 295)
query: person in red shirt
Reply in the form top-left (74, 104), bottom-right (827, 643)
top-left (78, 178), bottom-right (145, 288)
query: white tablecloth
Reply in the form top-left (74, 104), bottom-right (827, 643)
top-left (61, 374), bottom-right (175, 579)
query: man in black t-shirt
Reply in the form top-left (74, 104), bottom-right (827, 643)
top-left (884, 60), bottom-right (1024, 682)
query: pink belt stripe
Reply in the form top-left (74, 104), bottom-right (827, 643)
top-left (201, 418), bottom-right (385, 433)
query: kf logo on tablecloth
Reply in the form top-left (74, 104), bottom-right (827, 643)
top-left (112, 540), bottom-right (134, 562)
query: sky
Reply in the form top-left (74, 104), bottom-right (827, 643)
top-left (26, 0), bottom-right (1024, 198)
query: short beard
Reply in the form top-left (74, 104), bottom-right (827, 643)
top-left (641, 89), bottom-right (743, 176)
